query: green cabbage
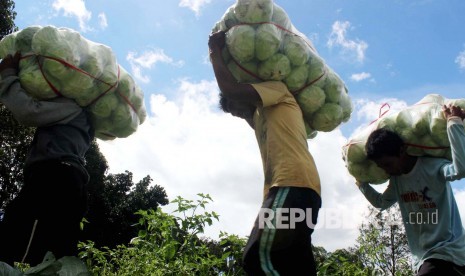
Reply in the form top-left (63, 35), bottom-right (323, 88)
top-left (307, 54), bottom-right (325, 84)
top-left (91, 92), bottom-right (119, 118)
top-left (346, 142), bottom-right (366, 163)
top-left (80, 41), bottom-right (108, 78)
top-left (18, 58), bottom-right (57, 99)
top-left (222, 47), bottom-right (232, 63)
top-left (257, 53), bottom-right (291, 80)
top-left (420, 135), bottom-right (447, 157)
top-left (0, 32), bottom-right (17, 58)
top-left (111, 115), bottom-right (139, 138)
top-left (115, 67), bottom-right (136, 99)
top-left (92, 117), bottom-right (115, 139)
top-left (348, 161), bottom-right (371, 183)
top-left (296, 86), bottom-right (326, 115)
top-left (74, 86), bottom-right (101, 107)
top-left (271, 4), bottom-right (291, 29)
top-left (284, 65), bottom-right (308, 91)
top-left (129, 84), bottom-right (147, 124)
top-left (377, 117), bottom-right (396, 132)
top-left (234, 0), bottom-right (273, 23)
top-left (304, 121), bottom-right (318, 139)
top-left (255, 24), bottom-right (282, 61)
top-left (323, 71), bottom-right (344, 103)
top-left (368, 162), bottom-right (389, 184)
top-left (2, 25), bottom-right (145, 139)
top-left (130, 84), bottom-right (145, 111)
top-left (216, 6), bottom-right (239, 31)
top-left (42, 58), bottom-right (73, 81)
top-left (411, 112), bottom-right (430, 137)
top-left (310, 103), bottom-right (343, 132)
top-left (41, 57), bottom-right (94, 100)
top-left (227, 60), bottom-right (259, 83)
top-left (15, 26), bottom-right (41, 54)
top-left (32, 26), bottom-right (80, 65)
top-left (283, 34), bottom-right (310, 66)
top-left (396, 127), bottom-right (416, 144)
top-left (61, 73), bottom-right (95, 100)
top-left (111, 104), bottom-right (132, 127)
top-left (395, 110), bottom-right (412, 130)
top-left (430, 116), bottom-right (448, 146)
top-left (339, 88), bottom-right (353, 123)
top-left (226, 25), bottom-right (255, 63)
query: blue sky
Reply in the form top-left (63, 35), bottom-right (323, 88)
top-left (10, 0), bottom-right (465, 251)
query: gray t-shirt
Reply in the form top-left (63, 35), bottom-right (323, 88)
top-left (0, 68), bottom-right (94, 169)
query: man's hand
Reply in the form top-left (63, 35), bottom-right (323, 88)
top-left (208, 31), bottom-right (226, 55)
top-left (0, 52), bottom-right (20, 74)
top-left (443, 104), bottom-right (465, 120)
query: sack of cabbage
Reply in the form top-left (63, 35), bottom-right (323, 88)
top-left (342, 94), bottom-right (464, 184)
top-left (211, 0), bottom-right (353, 138)
top-left (0, 25), bottom-right (146, 140)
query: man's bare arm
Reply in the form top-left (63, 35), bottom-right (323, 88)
top-left (208, 31), bottom-right (261, 105)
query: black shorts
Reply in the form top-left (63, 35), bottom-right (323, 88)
top-left (417, 258), bottom-right (465, 276)
top-left (243, 186), bottom-right (321, 276)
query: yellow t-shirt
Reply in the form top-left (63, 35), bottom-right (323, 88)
top-left (251, 81), bottom-right (321, 197)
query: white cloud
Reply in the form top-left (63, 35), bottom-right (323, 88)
top-left (354, 98), bottom-right (408, 124)
top-left (52, 0), bottom-right (92, 32)
top-left (96, 80), bottom-right (381, 251)
top-left (456, 48), bottom-right (465, 70)
top-left (351, 72), bottom-right (371, 82)
top-left (96, 87), bottom-right (465, 252)
top-left (127, 49), bottom-right (184, 83)
top-left (328, 21), bottom-right (368, 63)
top-left (98, 13), bottom-right (108, 30)
top-left (179, 0), bottom-right (212, 16)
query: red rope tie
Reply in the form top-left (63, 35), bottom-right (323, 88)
top-left (368, 103), bottom-right (391, 125)
top-left (231, 58), bottom-right (263, 82)
top-left (34, 55), bottom-right (63, 97)
top-left (404, 143), bottom-right (449, 150)
top-left (22, 54), bottom-right (122, 107)
top-left (291, 68), bottom-right (327, 96)
top-left (87, 65), bottom-right (121, 107)
top-left (39, 55), bottom-right (116, 87)
top-left (117, 89), bottom-right (138, 114)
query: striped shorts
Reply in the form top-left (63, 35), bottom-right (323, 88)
top-left (242, 186), bottom-right (321, 276)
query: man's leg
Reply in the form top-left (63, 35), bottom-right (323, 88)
top-left (0, 161), bottom-right (88, 266)
top-left (0, 182), bottom-right (39, 265)
top-left (26, 161), bottom-right (88, 264)
top-left (243, 187), bottom-right (321, 276)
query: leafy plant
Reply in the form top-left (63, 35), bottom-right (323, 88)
top-left (79, 194), bottom-right (246, 276)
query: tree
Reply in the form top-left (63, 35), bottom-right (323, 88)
top-left (355, 205), bottom-right (413, 275)
top-left (0, 106), bottom-right (35, 208)
top-left (81, 151), bottom-right (169, 248)
top-left (80, 194), bottom-right (246, 276)
top-left (0, 0), bottom-right (18, 40)
top-left (0, 0), bottom-right (29, 210)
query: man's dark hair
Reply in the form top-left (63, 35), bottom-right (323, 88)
top-left (366, 128), bottom-right (405, 160)
top-left (219, 93), bottom-right (229, 113)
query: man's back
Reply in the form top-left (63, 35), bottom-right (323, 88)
top-left (251, 81), bottom-right (320, 196)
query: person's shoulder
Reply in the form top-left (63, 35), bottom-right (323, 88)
top-left (419, 156), bottom-right (449, 170)
top-left (252, 81), bottom-right (289, 92)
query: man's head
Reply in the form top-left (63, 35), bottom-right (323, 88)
top-left (365, 128), bottom-right (411, 175)
top-left (219, 93), bottom-right (255, 119)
